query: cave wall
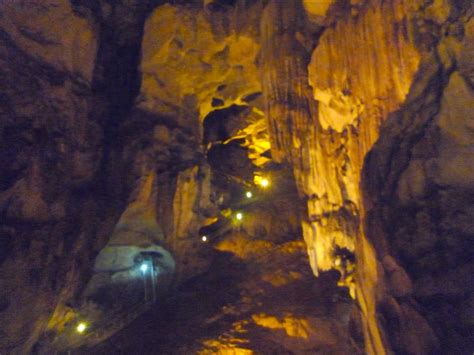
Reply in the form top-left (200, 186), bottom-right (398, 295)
top-left (362, 6), bottom-right (474, 352)
top-left (259, 0), bottom-right (473, 354)
top-left (0, 1), bottom-right (264, 352)
top-left (0, 0), bottom-right (160, 352)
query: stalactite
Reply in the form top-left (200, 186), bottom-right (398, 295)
top-left (260, 0), bottom-right (316, 164)
top-left (260, 0), bottom-right (473, 353)
top-left (259, 0), bottom-right (422, 353)
top-left (260, 0), bottom-right (359, 281)
top-left (260, 0), bottom-right (325, 280)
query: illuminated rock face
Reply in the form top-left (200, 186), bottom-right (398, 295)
top-left (259, 0), bottom-right (473, 354)
top-left (0, 0), bottom-right (472, 353)
top-left (307, 2), bottom-right (424, 353)
top-left (140, 2), bottom-right (262, 121)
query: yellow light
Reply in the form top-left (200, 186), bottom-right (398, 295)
top-left (201, 235), bottom-right (208, 242)
top-left (260, 178), bottom-right (269, 188)
top-left (245, 191), bottom-right (253, 198)
top-left (236, 212), bottom-right (243, 220)
top-left (76, 322), bottom-right (87, 334)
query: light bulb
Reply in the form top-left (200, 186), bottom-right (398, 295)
top-left (76, 322), bottom-right (87, 334)
top-left (260, 178), bottom-right (269, 187)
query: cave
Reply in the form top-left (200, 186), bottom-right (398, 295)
top-left (0, 0), bottom-right (473, 354)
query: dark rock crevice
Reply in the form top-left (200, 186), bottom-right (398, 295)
top-left (362, 14), bottom-right (474, 353)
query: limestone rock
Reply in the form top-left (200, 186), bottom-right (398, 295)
top-left (140, 3), bottom-right (261, 121)
top-left (0, 0), bottom-right (97, 81)
top-left (0, 0), bottom-right (161, 352)
top-left (0, 0), bottom-right (473, 354)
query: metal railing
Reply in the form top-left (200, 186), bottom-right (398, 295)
top-left (65, 298), bottom-right (154, 350)
top-left (61, 258), bottom-right (163, 351)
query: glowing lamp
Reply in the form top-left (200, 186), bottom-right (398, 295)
top-left (140, 263), bottom-right (148, 273)
top-left (236, 212), bottom-right (243, 221)
top-left (201, 235), bottom-right (208, 242)
top-left (76, 322), bottom-right (87, 334)
top-left (245, 191), bottom-right (253, 198)
top-left (260, 178), bottom-right (269, 188)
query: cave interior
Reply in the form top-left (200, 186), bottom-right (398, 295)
top-left (0, 0), bottom-right (473, 354)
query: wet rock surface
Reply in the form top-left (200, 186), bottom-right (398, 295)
top-left (93, 239), bottom-right (361, 354)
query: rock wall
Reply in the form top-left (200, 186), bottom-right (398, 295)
top-left (140, 2), bottom-right (262, 121)
top-left (0, 0), bottom-right (159, 352)
top-left (363, 4), bottom-right (474, 352)
top-left (0, 1), bottom-right (262, 351)
top-left (307, 1), bottom-right (427, 353)
top-left (259, 0), bottom-right (473, 353)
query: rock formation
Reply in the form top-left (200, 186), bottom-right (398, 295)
top-left (0, 0), bottom-right (472, 354)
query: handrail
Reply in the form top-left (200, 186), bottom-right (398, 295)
top-left (65, 299), bottom-right (154, 349)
